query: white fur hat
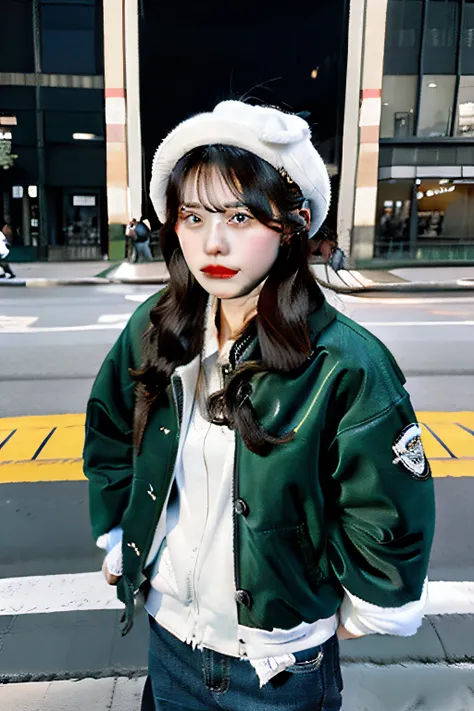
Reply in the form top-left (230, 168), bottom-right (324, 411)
top-left (150, 101), bottom-right (331, 237)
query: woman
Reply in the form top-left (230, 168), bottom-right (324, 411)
top-left (84, 101), bottom-right (435, 710)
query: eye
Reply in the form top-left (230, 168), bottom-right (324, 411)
top-left (185, 214), bottom-right (201, 225)
top-left (229, 212), bottom-right (252, 225)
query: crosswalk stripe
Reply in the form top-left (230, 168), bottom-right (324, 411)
top-left (0, 574), bottom-right (471, 616)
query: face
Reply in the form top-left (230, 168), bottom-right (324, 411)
top-left (175, 168), bottom-right (281, 300)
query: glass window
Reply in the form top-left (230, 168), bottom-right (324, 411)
top-left (417, 75), bottom-right (456, 137)
top-left (44, 111), bottom-right (104, 144)
top-left (384, 0), bottom-right (424, 74)
top-left (381, 75), bottom-right (418, 137)
top-left (455, 77), bottom-right (474, 137)
top-left (416, 180), bottom-right (474, 245)
top-left (461, 0), bottom-right (474, 74)
top-left (375, 181), bottom-right (413, 257)
top-left (0, 0), bottom-right (34, 72)
top-left (423, 0), bottom-right (459, 75)
top-left (40, 3), bottom-right (97, 74)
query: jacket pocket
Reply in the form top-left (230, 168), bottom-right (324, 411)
top-left (296, 522), bottom-right (325, 589)
top-left (243, 522), bottom-right (327, 629)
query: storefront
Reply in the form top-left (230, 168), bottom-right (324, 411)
top-left (373, 0), bottom-right (474, 264)
top-left (0, 0), bottom-right (107, 261)
top-left (376, 177), bottom-right (474, 260)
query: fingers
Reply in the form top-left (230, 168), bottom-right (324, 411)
top-left (103, 561), bottom-right (121, 586)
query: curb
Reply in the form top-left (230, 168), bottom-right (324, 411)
top-left (0, 277), bottom-right (111, 288)
top-left (1, 276), bottom-right (474, 293)
top-left (316, 279), bottom-right (474, 294)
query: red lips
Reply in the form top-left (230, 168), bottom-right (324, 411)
top-left (201, 265), bottom-right (239, 279)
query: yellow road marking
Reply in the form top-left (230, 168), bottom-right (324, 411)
top-left (1, 427), bottom-right (55, 461)
top-left (0, 413), bottom-right (473, 483)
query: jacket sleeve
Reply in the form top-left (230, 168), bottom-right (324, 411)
top-left (83, 320), bottom-right (138, 542)
top-left (326, 391), bottom-right (435, 632)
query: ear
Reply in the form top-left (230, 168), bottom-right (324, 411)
top-left (299, 207), bottom-right (311, 229)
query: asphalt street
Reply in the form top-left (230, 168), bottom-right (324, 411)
top-left (1, 285), bottom-right (473, 416)
top-left (0, 285), bottom-right (474, 695)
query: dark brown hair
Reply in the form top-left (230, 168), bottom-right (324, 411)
top-left (132, 144), bottom-right (324, 455)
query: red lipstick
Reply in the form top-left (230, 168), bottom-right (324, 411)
top-left (201, 265), bottom-right (239, 279)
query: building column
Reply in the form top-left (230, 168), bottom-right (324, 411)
top-left (338, 0), bottom-right (389, 264)
top-left (124, 0), bottom-right (142, 222)
top-left (351, 0), bottom-right (389, 262)
top-left (102, 0), bottom-right (130, 234)
top-left (337, 0), bottom-right (366, 258)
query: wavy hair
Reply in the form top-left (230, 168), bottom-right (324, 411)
top-left (132, 145), bottom-right (324, 455)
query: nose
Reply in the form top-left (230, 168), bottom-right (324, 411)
top-left (204, 216), bottom-right (229, 256)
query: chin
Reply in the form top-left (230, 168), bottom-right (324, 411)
top-left (205, 284), bottom-right (243, 300)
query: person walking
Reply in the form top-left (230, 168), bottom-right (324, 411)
top-left (84, 101), bottom-right (435, 710)
top-left (0, 222), bottom-right (16, 279)
top-left (125, 217), bottom-right (138, 262)
top-left (133, 216), bottom-right (153, 262)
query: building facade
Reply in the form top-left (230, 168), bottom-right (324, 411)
top-left (6, 0), bottom-right (469, 266)
top-left (340, 0), bottom-right (474, 265)
top-left (0, 0), bottom-right (107, 261)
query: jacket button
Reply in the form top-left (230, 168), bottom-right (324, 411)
top-left (235, 589), bottom-right (253, 608)
top-left (234, 498), bottom-right (249, 517)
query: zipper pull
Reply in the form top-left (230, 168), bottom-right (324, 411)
top-left (222, 363), bottom-right (232, 384)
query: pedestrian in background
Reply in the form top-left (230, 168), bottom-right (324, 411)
top-left (0, 221), bottom-right (16, 279)
top-left (125, 217), bottom-right (137, 262)
top-left (133, 216), bottom-right (153, 262)
top-left (84, 101), bottom-right (435, 710)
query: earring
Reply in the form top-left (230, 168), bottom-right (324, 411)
top-left (280, 234), bottom-right (292, 246)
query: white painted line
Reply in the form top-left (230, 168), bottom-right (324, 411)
top-left (426, 581), bottom-right (474, 615)
top-left (0, 316), bottom-right (38, 332)
top-left (98, 313), bottom-right (132, 324)
top-left (360, 321), bottom-right (474, 327)
top-left (0, 323), bottom-right (126, 334)
top-left (0, 572), bottom-right (122, 615)
top-left (125, 294), bottom-right (154, 303)
top-left (342, 295), bottom-right (474, 305)
top-left (0, 575), bottom-right (473, 616)
top-left (0, 313), bottom-right (132, 334)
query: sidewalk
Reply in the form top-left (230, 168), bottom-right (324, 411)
top-left (2, 666), bottom-right (474, 711)
top-left (1, 260), bottom-right (473, 292)
top-left (0, 608), bottom-right (473, 708)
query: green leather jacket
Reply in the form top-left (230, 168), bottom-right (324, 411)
top-left (83, 291), bottom-right (435, 634)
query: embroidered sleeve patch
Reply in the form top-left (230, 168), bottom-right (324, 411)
top-left (392, 424), bottom-right (431, 480)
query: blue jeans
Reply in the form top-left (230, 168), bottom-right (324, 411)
top-left (147, 618), bottom-right (343, 710)
top-left (135, 240), bottom-right (153, 262)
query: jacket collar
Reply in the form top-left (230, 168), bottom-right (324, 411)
top-left (200, 294), bottom-right (338, 369)
top-left (229, 297), bottom-right (338, 368)
top-left (307, 299), bottom-right (338, 346)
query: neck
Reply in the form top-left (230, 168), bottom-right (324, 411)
top-left (217, 287), bottom-right (261, 351)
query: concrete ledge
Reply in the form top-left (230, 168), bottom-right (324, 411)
top-left (0, 612), bottom-right (473, 684)
top-left (1, 261), bottom-right (473, 292)
top-left (1, 275), bottom-right (474, 293)
top-left (0, 278), bottom-right (111, 288)
top-left (315, 278), bottom-right (474, 295)
top-left (0, 610), bottom-right (148, 684)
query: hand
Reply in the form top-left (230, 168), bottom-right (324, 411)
top-left (336, 624), bottom-right (362, 641)
top-left (103, 560), bottom-right (121, 586)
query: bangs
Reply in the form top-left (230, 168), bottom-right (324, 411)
top-left (166, 145), bottom-right (304, 230)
